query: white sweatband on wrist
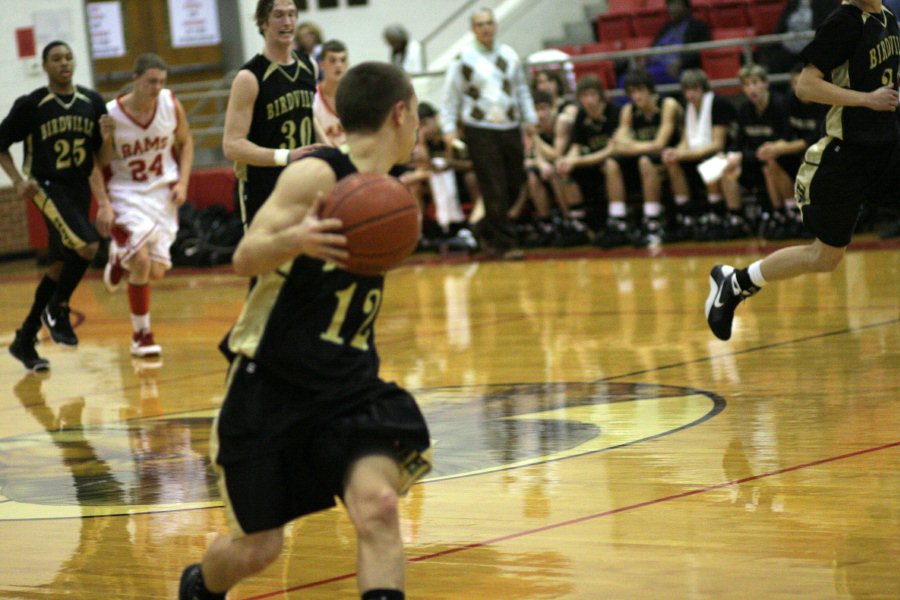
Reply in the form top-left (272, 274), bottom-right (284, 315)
top-left (274, 148), bottom-right (290, 166)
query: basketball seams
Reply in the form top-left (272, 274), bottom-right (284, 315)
top-left (341, 203), bottom-right (418, 234)
top-left (321, 174), bottom-right (389, 219)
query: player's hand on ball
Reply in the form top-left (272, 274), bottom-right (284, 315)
top-left (293, 194), bottom-right (348, 266)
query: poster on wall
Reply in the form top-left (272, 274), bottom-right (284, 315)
top-left (168, 0), bottom-right (221, 48)
top-left (33, 10), bottom-right (75, 57)
top-left (85, 2), bottom-right (126, 59)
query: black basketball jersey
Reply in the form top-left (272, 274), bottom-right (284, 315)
top-left (631, 96), bottom-right (677, 146)
top-left (572, 103), bottom-right (620, 154)
top-left (735, 91), bottom-right (791, 152)
top-left (0, 85), bottom-right (106, 186)
top-left (228, 146), bottom-right (385, 393)
top-left (802, 4), bottom-right (900, 143)
top-left (237, 52), bottom-right (317, 212)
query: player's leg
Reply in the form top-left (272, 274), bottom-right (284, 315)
top-left (343, 453), bottom-right (406, 598)
top-left (637, 155), bottom-right (665, 245)
top-left (595, 158), bottom-right (630, 248)
top-left (8, 258), bottom-right (62, 371)
top-left (123, 246), bottom-right (158, 356)
top-left (33, 182), bottom-right (100, 346)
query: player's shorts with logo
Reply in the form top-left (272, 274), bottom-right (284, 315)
top-left (33, 179), bottom-right (99, 262)
top-left (211, 357), bottom-right (432, 536)
top-left (795, 136), bottom-right (900, 248)
top-left (109, 186), bottom-right (179, 268)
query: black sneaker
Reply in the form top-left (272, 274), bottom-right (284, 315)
top-left (42, 304), bottom-right (78, 346)
top-left (593, 218), bottom-right (631, 249)
top-left (179, 563), bottom-right (225, 600)
top-left (9, 330), bottom-right (50, 371)
top-left (704, 265), bottom-right (759, 341)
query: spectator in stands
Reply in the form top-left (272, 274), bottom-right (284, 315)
top-left (601, 68), bottom-right (681, 247)
top-left (662, 69), bottom-right (737, 241)
top-left (753, 63), bottom-right (825, 239)
top-left (644, 0), bottom-right (711, 86)
top-left (384, 24), bottom-right (425, 75)
top-left (556, 75), bottom-right (619, 234)
top-left (720, 64), bottom-right (791, 239)
top-left (294, 21), bottom-right (324, 63)
top-left (441, 7), bottom-right (537, 259)
top-left (765, 0), bottom-right (835, 75)
top-left (313, 40), bottom-right (349, 147)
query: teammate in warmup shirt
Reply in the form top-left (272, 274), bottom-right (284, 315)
top-left (706, 0), bottom-right (900, 341)
top-left (1, 40), bottom-right (114, 371)
top-left (101, 53), bottom-right (194, 357)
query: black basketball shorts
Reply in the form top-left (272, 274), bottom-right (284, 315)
top-left (34, 179), bottom-right (98, 262)
top-left (796, 136), bottom-right (900, 248)
top-left (212, 357), bottom-right (432, 536)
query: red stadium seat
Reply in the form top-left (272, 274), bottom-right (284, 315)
top-left (644, 0), bottom-right (667, 10)
top-left (711, 26), bottom-right (756, 40)
top-left (573, 60), bottom-right (617, 89)
top-left (706, 0), bottom-right (750, 29)
top-left (701, 46), bottom-right (743, 94)
top-left (582, 40), bottom-right (623, 54)
top-left (747, 1), bottom-right (784, 35)
top-left (623, 36), bottom-right (654, 50)
top-left (607, 0), bottom-right (645, 14)
top-left (631, 9), bottom-right (668, 37)
top-left (596, 13), bottom-right (635, 41)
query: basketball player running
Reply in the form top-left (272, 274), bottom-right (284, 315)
top-left (313, 39), bottom-right (349, 147)
top-left (706, 0), bottom-right (900, 340)
top-left (178, 62), bottom-right (430, 600)
top-left (223, 0), bottom-right (325, 230)
top-left (101, 54), bottom-right (194, 357)
top-left (1, 41), bottom-right (114, 371)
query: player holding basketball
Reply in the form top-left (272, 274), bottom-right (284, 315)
top-left (224, 0), bottom-right (324, 230)
top-left (706, 0), bottom-right (900, 340)
top-left (101, 53), bottom-right (193, 357)
top-left (178, 62), bottom-right (430, 600)
top-left (1, 41), bottom-right (114, 371)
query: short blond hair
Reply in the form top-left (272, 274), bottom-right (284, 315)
top-left (738, 64), bottom-right (768, 83)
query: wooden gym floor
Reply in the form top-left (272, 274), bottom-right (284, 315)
top-left (0, 236), bottom-right (898, 599)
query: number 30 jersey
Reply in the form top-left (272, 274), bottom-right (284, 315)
top-left (106, 89), bottom-right (180, 196)
top-left (0, 85), bottom-right (106, 186)
top-left (237, 52), bottom-right (317, 225)
top-left (227, 147), bottom-right (384, 394)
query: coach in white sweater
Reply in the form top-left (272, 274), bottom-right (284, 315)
top-left (441, 7), bottom-right (537, 258)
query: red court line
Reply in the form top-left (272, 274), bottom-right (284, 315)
top-left (240, 439), bottom-right (900, 599)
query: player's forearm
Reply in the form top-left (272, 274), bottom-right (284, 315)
top-left (178, 138), bottom-right (194, 187)
top-left (0, 151), bottom-right (23, 186)
top-left (232, 232), bottom-right (295, 276)
top-left (223, 137), bottom-right (290, 167)
top-left (89, 167), bottom-right (110, 207)
top-left (796, 73), bottom-right (871, 108)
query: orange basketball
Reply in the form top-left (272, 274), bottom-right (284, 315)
top-left (319, 172), bottom-right (421, 276)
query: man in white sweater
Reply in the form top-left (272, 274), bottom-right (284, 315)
top-left (441, 7), bottom-right (537, 258)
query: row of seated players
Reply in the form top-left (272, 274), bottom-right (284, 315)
top-left (405, 61), bottom-right (827, 252)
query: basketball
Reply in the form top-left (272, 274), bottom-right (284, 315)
top-left (319, 172), bottom-right (421, 276)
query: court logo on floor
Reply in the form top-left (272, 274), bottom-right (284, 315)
top-left (0, 379), bottom-right (722, 520)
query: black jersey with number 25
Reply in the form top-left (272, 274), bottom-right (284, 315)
top-left (0, 85), bottom-right (107, 185)
top-left (802, 4), bottom-right (900, 144)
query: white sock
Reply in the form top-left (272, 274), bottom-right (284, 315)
top-left (708, 194), bottom-right (723, 204)
top-left (674, 194), bottom-right (689, 206)
top-left (644, 202), bottom-right (662, 218)
top-left (131, 313), bottom-right (150, 333)
top-left (748, 260), bottom-right (767, 288)
top-left (608, 201), bottom-right (627, 218)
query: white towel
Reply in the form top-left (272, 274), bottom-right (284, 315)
top-left (429, 170), bottom-right (465, 229)
top-left (686, 91), bottom-right (715, 150)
